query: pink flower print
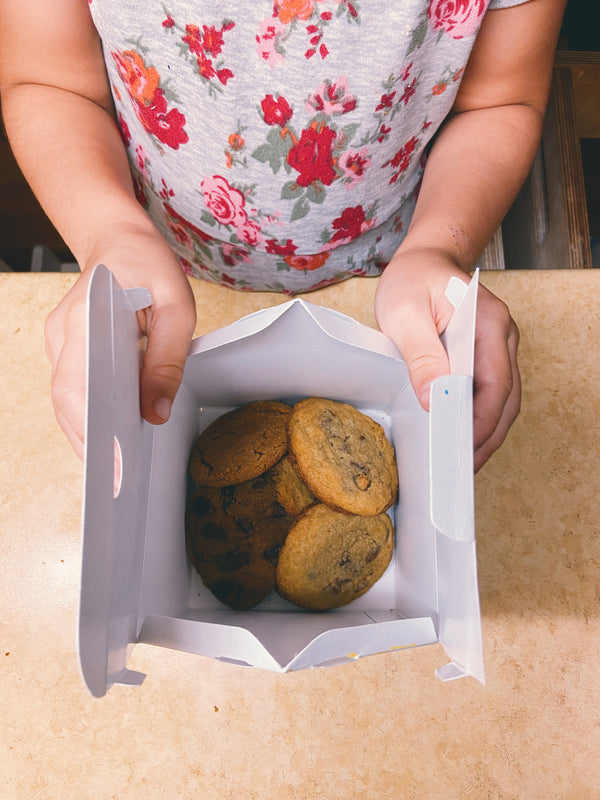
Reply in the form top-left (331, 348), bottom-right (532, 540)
top-left (401, 62), bottom-right (413, 82)
top-left (306, 77), bottom-right (356, 116)
top-left (201, 175), bottom-right (263, 246)
top-left (162, 15), bottom-right (175, 29)
top-left (256, 18), bottom-right (286, 68)
top-left (201, 175), bottom-right (247, 227)
top-left (339, 147), bottom-right (371, 188)
top-left (238, 219), bottom-right (263, 247)
top-left (221, 243), bottom-right (252, 266)
top-left (428, 0), bottom-right (487, 39)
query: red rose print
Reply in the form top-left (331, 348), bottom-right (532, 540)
top-left (164, 203), bottom-right (213, 241)
top-left (113, 50), bottom-right (188, 149)
top-left (181, 20), bottom-right (235, 86)
top-left (383, 136), bottom-right (419, 183)
top-left (287, 123), bottom-right (337, 187)
top-left (330, 206), bottom-right (368, 244)
top-left (136, 89), bottom-right (189, 149)
top-left (201, 24), bottom-right (226, 57)
top-left (261, 95), bottom-right (293, 127)
top-left (284, 252), bottom-right (329, 271)
top-left (399, 78), bottom-right (417, 105)
top-left (266, 239), bottom-right (297, 256)
top-left (428, 0), bottom-right (487, 39)
top-left (118, 113), bottom-right (131, 146)
top-left (375, 92), bottom-right (396, 112)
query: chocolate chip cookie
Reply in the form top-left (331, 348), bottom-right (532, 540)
top-left (185, 467), bottom-right (290, 610)
top-left (287, 397), bottom-right (398, 516)
top-left (189, 400), bottom-right (292, 487)
top-left (272, 455), bottom-right (316, 518)
top-left (276, 503), bottom-right (394, 610)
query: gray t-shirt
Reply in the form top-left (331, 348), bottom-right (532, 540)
top-left (89, 0), bottom-right (529, 293)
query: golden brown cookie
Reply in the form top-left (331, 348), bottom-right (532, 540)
top-left (287, 398), bottom-right (398, 516)
top-left (276, 503), bottom-right (394, 610)
top-left (272, 455), bottom-right (316, 518)
top-left (185, 468), bottom-right (290, 610)
top-left (189, 400), bottom-right (292, 487)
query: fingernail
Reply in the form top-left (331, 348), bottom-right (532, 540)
top-left (153, 397), bottom-right (172, 421)
top-left (418, 383), bottom-right (431, 409)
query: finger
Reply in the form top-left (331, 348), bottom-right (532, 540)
top-left (473, 322), bottom-right (521, 471)
top-left (472, 296), bottom-right (518, 450)
top-left (139, 301), bottom-right (196, 425)
top-left (474, 363), bottom-right (520, 471)
top-left (385, 302), bottom-right (450, 411)
top-left (50, 341), bottom-right (87, 460)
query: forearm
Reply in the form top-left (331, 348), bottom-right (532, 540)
top-left (1, 82), bottom-right (154, 269)
top-left (398, 102), bottom-right (543, 270)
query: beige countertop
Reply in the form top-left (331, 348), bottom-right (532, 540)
top-left (1, 270), bottom-right (599, 799)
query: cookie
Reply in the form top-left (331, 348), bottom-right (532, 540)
top-left (287, 397), bottom-right (398, 516)
top-left (185, 467), bottom-right (290, 610)
top-left (189, 400), bottom-right (292, 487)
top-left (272, 455), bottom-right (316, 518)
top-left (276, 503), bottom-right (394, 610)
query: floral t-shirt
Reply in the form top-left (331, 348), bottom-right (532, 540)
top-left (89, 0), bottom-right (528, 294)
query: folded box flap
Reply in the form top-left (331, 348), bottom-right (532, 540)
top-left (188, 298), bottom-right (402, 359)
top-left (429, 270), bottom-right (483, 683)
top-left (79, 265), bottom-right (152, 697)
top-left (181, 298), bottom-right (408, 409)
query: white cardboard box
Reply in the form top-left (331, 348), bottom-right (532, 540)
top-left (79, 265), bottom-right (483, 697)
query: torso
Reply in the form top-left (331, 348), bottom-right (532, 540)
top-left (90, 0), bottom-right (492, 293)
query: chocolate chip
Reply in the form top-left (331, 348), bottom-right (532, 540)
top-left (353, 474), bottom-right (371, 491)
top-left (214, 548), bottom-right (250, 572)
top-left (365, 544), bottom-right (381, 563)
top-left (192, 495), bottom-right (214, 517)
top-left (263, 542), bottom-right (282, 566)
top-left (200, 521), bottom-right (227, 541)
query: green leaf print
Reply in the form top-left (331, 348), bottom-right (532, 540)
top-left (290, 196), bottom-right (311, 222)
top-left (281, 180), bottom-right (304, 200)
top-left (406, 17), bottom-right (428, 56)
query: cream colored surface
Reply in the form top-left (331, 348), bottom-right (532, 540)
top-left (1, 270), bottom-right (599, 799)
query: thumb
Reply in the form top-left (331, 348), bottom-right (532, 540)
top-left (385, 305), bottom-right (450, 411)
top-left (139, 303), bottom-right (195, 425)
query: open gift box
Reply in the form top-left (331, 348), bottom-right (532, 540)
top-left (79, 265), bottom-right (483, 697)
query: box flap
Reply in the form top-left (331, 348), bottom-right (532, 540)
top-left (429, 270), bottom-right (484, 683)
top-left (78, 265), bottom-right (153, 697)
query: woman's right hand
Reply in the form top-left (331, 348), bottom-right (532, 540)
top-left (44, 222), bottom-right (197, 459)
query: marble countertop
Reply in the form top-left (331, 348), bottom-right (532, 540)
top-left (1, 270), bottom-right (598, 799)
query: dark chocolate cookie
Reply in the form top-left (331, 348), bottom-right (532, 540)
top-left (189, 400), bottom-right (292, 487)
top-left (185, 467), bottom-right (290, 610)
